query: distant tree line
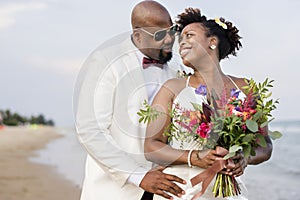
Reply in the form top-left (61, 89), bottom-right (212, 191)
top-left (0, 109), bottom-right (55, 126)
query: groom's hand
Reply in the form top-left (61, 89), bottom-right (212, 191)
top-left (139, 166), bottom-right (186, 199)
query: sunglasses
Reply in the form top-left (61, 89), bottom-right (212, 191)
top-left (138, 25), bottom-right (179, 41)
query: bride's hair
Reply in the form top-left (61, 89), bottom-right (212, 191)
top-left (176, 8), bottom-right (242, 61)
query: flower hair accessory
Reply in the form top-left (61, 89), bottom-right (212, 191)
top-left (215, 18), bottom-right (227, 29)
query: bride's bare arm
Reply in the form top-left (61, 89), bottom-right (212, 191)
top-left (144, 79), bottom-right (189, 166)
top-left (248, 126), bottom-right (273, 165)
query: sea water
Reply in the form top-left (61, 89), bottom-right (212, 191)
top-left (244, 121), bottom-right (300, 200)
top-left (29, 127), bottom-right (86, 187)
top-left (30, 121), bottom-right (300, 199)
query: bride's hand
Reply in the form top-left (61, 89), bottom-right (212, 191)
top-left (221, 151), bottom-right (248, 177)
top-left (230, 152), bottom-right (248, 177)
top-left (190, 149), bottom-right (223, 169)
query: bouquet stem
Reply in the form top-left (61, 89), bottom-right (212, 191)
top-left (212, 173), bottom-right (241, 197)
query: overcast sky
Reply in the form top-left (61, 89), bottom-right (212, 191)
top-left (0, 0), bottom-right (299, 127)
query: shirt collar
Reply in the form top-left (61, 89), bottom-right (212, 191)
top-left (135, 50), bottom-right (167, 69)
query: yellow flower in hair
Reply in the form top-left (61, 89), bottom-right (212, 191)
top-left (215, 18), bottom-right (227, 29)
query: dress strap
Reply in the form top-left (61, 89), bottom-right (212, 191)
top-left (227, 76), bottom-right (241, 90)
top-left (186, 76), bottom-right (191, 88)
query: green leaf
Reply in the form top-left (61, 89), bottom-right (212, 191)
top-left (250, 147), bottom-right (256, 156)
top-left (260, 120), bottom-right (269, 128)
top-left (223, 152), bottom-right (236, 160)
top-left (137, 100), bottom-right (163, 124)
top-left (256, 134), bottom-right (267, 147)
top-left (242, 134), bottom-right (254, 143)
top-left (246, 119), bottom-right (258, 132)
top-left (252, 111), bottom-right (263, 121)
top-left (229, 145), bottom-right (243, 153)
top-left (243, 145), bottom-right (251, 158)
top-left (269, 130), bottom-right (283, 140)
top-left (138, 117), bottom-right (143, 123)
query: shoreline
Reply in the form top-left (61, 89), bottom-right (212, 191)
top-left (1, 124), bottom-right (298, 200)
top-left (30, 126), bottom-right (86, 188)
top-left (0, 126), bottom-right (81, 200)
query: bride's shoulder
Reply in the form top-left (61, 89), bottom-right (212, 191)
top-left (163, 78), bottom-right (186, 94)
top-left (164, 77), bottom-right (186, 87)
top-left (228, 75), bottom-right (248, 88)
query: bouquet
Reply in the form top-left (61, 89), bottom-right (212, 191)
top-left (138, 78), bottom-right (282, 198)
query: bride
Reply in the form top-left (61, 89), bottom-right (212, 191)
top-left (144, 8), bottom-right (272, 200)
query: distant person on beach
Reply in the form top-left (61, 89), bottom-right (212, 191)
top-left (74, 1), bottom-right (191, 199)
top-left (0, 112), bottom-right (3, 129)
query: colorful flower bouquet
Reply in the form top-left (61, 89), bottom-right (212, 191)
top-left (138, 78), bottom-right (282, 198)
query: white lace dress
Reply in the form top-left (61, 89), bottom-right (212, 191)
top-left (153, 76), bottom-right (248, 200)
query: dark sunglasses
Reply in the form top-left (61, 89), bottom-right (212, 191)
top-left (138, 25), bottom-right (179, 41)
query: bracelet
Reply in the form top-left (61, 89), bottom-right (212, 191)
top-left (188, 149), bottom-right (194, 168)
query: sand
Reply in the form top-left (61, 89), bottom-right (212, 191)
top-left (0, 126), bottom-right (81, 200)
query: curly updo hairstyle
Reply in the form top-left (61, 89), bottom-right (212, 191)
top-left (176, 8), bottom-right (242, 61)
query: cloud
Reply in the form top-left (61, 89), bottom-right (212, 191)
top-left (0, 2), bottom-right (47, 29)
top-left (26, 55), bottom-right (83, 76)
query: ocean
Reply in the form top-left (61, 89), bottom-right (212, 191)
top-left (244, 121), bottom-right (300, 200)
top-left (30, 121), bottom-right (300, 200)
top-left (29, 127), bottom-right (87, 188)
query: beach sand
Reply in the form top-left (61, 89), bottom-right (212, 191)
top-left (0, 126), bottom-right (81, 200)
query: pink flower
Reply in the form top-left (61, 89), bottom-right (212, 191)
top-left (196, 122), bottom-right (211, 138)
top-left (242, 124), bottom-right (247, 131)
top-left (249, 109), bottom-right (257, 115)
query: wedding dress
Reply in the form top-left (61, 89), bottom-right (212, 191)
top-left (153, 76), bottom-right (248, 200)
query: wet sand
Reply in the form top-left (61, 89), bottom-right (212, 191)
top-left (0, 126), bottom-right (81, 200)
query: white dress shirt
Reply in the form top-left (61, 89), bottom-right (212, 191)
top-left (127, 51), bottom-right (179, 186)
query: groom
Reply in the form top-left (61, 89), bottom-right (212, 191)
top-left (74, 1), bottom-right (191, 199)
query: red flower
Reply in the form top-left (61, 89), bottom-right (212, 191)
top-left (196, 122), bottom-right (211, 138)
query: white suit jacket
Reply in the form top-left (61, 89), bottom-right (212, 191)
top-left (74, 33), bottom-right (188, 200)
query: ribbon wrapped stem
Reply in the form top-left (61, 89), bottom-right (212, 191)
top-left (190, 147), bottom-right (241, 198)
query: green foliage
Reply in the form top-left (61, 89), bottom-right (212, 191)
top-left (223, 145), bottom-right (242, 160)
top-left (3, 118), bottom-right (18, 126)
top-left (246, 119), bottom-right (258, 132)
top-left (243, 78), bottom-right (279, 125)
top-left (0, 109), bottom-right (55, 126)
top-left (137, 100), bottom-right (163, 124)
top-left (256, 134), bottom-right (267, 147)
top-left (268, 130), bottom-right (282, 140)
top-left (209, 78), bottom-right (282, 159)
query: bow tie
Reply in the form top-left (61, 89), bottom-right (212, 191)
top-left (142, 57), bottom-right (165, 69)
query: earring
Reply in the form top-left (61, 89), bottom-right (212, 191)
top-left (210, 45), bottom-right (216, 50)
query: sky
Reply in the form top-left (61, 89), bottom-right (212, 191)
top-left (0, 0), bottom-right (299, 127)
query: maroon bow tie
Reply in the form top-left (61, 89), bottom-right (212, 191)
top-left (142, 57), bottom-right (165, 69)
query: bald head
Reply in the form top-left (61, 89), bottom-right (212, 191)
top-left (131, 1), bottom-right (172, 29)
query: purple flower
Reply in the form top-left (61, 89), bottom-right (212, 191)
top-left (195, 84), bottom-right (207, 95)
top-left (230, 88), bottom-right (240, 98)
top-left (235, 106), bottom-right (241, 112)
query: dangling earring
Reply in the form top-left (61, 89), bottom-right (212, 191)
top-left (210, 45), bottom-right (216, 50)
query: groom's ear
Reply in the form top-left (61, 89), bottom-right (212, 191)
top-left (132, 29), bottom-right (142, 43)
